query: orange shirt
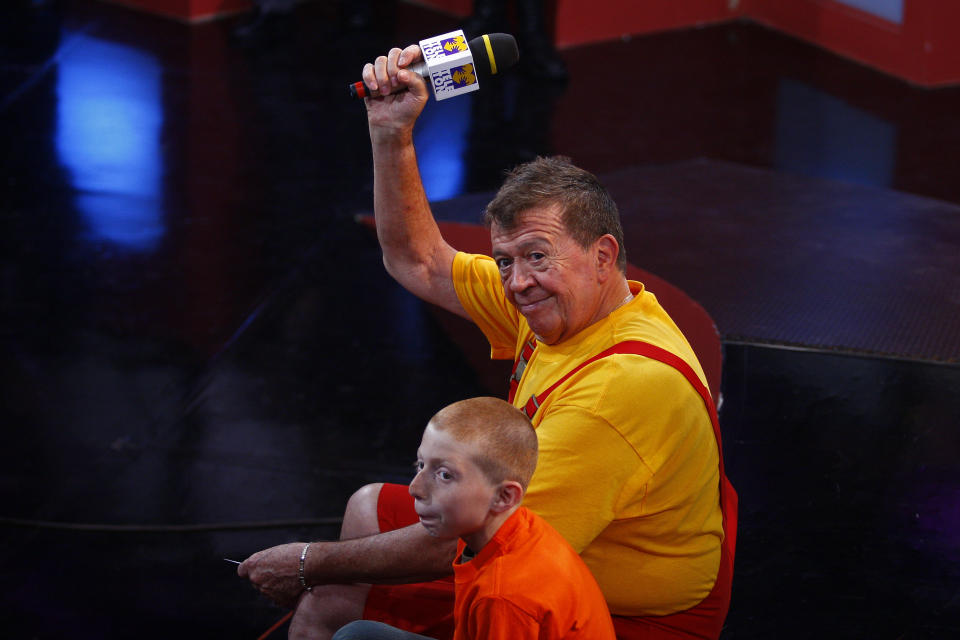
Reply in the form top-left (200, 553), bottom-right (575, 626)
top-left (452, 507), bottom-right (615, 640)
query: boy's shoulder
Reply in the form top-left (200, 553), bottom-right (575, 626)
top-left (478, 507), bottom-right (590, 583)
top-left (458, 508), bottom-right (615, 638)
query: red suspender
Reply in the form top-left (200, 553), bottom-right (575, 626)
top-left (507, 338), bottom-right (537, 405)
top-left (510, 340), bottom-right (738, 561)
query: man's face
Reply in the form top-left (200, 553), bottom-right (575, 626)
top-left (409, 423), bottom-right (496, 541)
top-left (491, 205), bottom-right (604, 345)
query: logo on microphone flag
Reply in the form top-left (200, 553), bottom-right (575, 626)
top-left (440, 35), bottom-right (468, 54)
top-left (419, 29), bottom-right (479, 100)
top-left (450, 64), bottom-right (476, 87)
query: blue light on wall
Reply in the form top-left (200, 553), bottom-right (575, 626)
top-left (774, 78), bottom-right (897, 189)
top-left (414, 94), bottom-right (471, 202)
top-left (836, 0), bottom-right (903, 24)
top-left (56, 32), bottom-right (165, 251)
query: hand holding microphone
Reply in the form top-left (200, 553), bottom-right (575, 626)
top-left (358, 44), bottom-right (429, 103)
top-left (353, 31), bottom-right (519, 102)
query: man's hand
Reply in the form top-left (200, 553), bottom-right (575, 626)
top-left (238, 542), bottom-right (305, 609)
top-left (363, 44), bottom-right (430, 142)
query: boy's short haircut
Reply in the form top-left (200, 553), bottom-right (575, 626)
top-left (429, 397), bottom-right (538, 489)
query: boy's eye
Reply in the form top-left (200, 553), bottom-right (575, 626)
top-left (414, 460), bottom-right (424, 472)
top-left (437, 470), bottom-right (453, 481)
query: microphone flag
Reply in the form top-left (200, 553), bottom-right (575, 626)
top-left (418, 30), bottom-right (479, 101)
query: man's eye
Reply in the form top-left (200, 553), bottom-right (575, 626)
top-left (529, 252), bottom-right (546, 262)
top-left (437, 470), bottom-right (453, 481)
top-left (495, 258), bottom-right (512, 270)
top-left (414, 460), bottom-right (424, 472)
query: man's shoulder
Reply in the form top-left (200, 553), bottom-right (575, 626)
top-left (615, 292), bottom-right (695, 352)
top-left (556, 352), bottom-right (702, 420)
top-left (540, 343), bottom-right (709, 442)
top-left (607, 292), bottom-right (709, 389)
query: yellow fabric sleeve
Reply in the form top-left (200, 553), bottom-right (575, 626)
top-left (451, 251), bottom-right (520, 360)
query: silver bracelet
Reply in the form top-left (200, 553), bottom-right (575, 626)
top-left (299, 542), bottom-right (313, 592)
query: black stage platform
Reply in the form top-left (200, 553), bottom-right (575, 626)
top-left (2, 1), bottom-right (959, 638)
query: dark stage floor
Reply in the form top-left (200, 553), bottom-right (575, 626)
top-left (2, 1), bottom-right (959, 638)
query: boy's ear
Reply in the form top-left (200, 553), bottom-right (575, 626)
top-left (490, 481), bottom-right (524, 513)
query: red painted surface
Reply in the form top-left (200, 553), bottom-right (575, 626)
top-left (103, 0), bottom-right (958, 85)
top-left (554, 0), bottom-right (739, 48)
top-left (106, 0), bottom-right (251, 22)
top-left (743, 0), bottom-right (960, 86)
top-left (412, 0), bottom-right (473, 17)
top-left (412, 0), bottom-right (958, 86)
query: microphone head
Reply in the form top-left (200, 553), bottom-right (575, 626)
top-left (467, 33), bottom-right (519, 80)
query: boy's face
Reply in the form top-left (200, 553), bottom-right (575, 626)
top-left (409, 422), bottom-right (498, 541)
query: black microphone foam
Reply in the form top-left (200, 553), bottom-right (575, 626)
top-left (349, 33), bottom-right (519, 99)
top-left (470, 33), bottom-right (520, 80)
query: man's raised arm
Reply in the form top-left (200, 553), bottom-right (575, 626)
top-left (363, 45), bottom-right (468, 319)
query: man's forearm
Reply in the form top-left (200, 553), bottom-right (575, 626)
top-left (372, 137), bottom-right (442, 272)
top-left (370, 136), bottom-right (462, 314)
top-left (305, 523), bottom-right (457, 585)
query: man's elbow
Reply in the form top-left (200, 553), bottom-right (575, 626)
top-left (381, 253), bottom-right (409, 285)
top-left (382, 253), bottom-right (429, 297)
top-left (380, 243), bottom-right (459, 313)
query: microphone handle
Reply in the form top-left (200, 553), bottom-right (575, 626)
top-left (349, 61), bottom-right (428, 99)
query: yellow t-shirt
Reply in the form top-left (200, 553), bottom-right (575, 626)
top-left (452, 252), bottom-right (723, 616)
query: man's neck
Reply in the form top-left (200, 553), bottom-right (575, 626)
top-left (575, 275), bottom-right (633, 340)
top-left (607, 275), bottom-right (635, 311)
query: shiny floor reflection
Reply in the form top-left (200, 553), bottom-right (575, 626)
top-left (1, 1), bottom-right (959, 638)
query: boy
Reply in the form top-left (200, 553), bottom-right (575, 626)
top-left (334, 397), bottom-right (615, 640)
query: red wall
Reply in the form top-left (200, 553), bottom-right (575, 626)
top-left (742, 0), bottom-right (960, 87)
top-left (554, 0), bottom-right (739, 47)
top-left (105, 0), bottom-right (251, 22)
top-left (414, 0), bottom-right (960, 87)
top-left (414, 0), bottom-right (739, 43)
top-left (413, 0), bottom-right (473, 17)
top-left (103, 0), bottom-right (960, 86)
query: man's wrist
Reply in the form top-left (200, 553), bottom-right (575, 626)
top-left (369, 125), bottom-right (415, 149)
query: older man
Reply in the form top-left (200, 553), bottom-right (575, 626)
top-left (239, 44), bottom-right (735, 640)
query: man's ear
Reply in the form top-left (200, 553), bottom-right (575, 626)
top-left (490, 481), bottom-right (524, 513)
top-left (594, 234), bottom-right (620, 281)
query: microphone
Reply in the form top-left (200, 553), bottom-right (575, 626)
top-left (349, 32), bottom-right (518, 101)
